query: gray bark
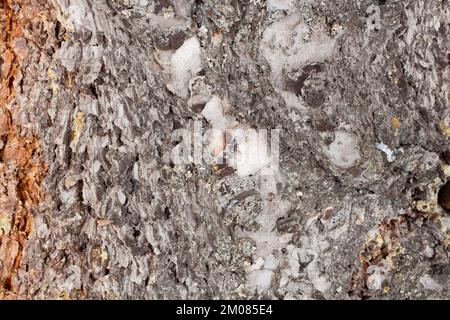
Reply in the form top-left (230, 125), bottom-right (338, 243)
top-left (0, 0), bottom-right (449, 299)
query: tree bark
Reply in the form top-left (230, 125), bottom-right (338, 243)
top-left (0, 0), bottom-right (449, 299)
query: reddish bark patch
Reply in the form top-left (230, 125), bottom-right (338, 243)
top-left (0, 0), bottom-right (50, 298)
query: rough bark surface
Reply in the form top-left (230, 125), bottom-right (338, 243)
top-left (0, 0), bottom-right (449, 299)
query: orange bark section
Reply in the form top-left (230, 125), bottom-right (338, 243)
top-left (0, 0), bottom-right (48, 298)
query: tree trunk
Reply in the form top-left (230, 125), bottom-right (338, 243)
top-left (0, 0), bottom-right (449, 299)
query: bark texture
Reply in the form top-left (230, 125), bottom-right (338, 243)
top-left (0, 0), bottom-right (449, 299)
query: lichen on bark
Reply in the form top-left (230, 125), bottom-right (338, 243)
top-left (0, 0), bottom-right (449, 300)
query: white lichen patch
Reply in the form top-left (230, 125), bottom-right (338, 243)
top-left (202, 95), bottom-right (236, 158)
top-left (267, 0), bottom-right (292, 11)
top-left (307, 262), bottom-right (332, 293)
top-left (376, 142), bottom-right (397, 163)
top-left (201, 96), bottom-right (279, 177)
top-left (232, 128), bottom-right (278, 177)
top-left (419, 274), bottom-right (443, 292)
top-left (168, 37), bottom-right (202, 97)
top-left (366, 265), bottom-right (388, 290)
top-left (324, 131), bottom-right (361, 169)
top-left (202, 96), bottom-right (234, 130)
top-left (260, 13), bottom-right (341, 110)
top-left (241, 191), bottom-right (293, 294)
top-left (247, 269), bottom-right (274, 293)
